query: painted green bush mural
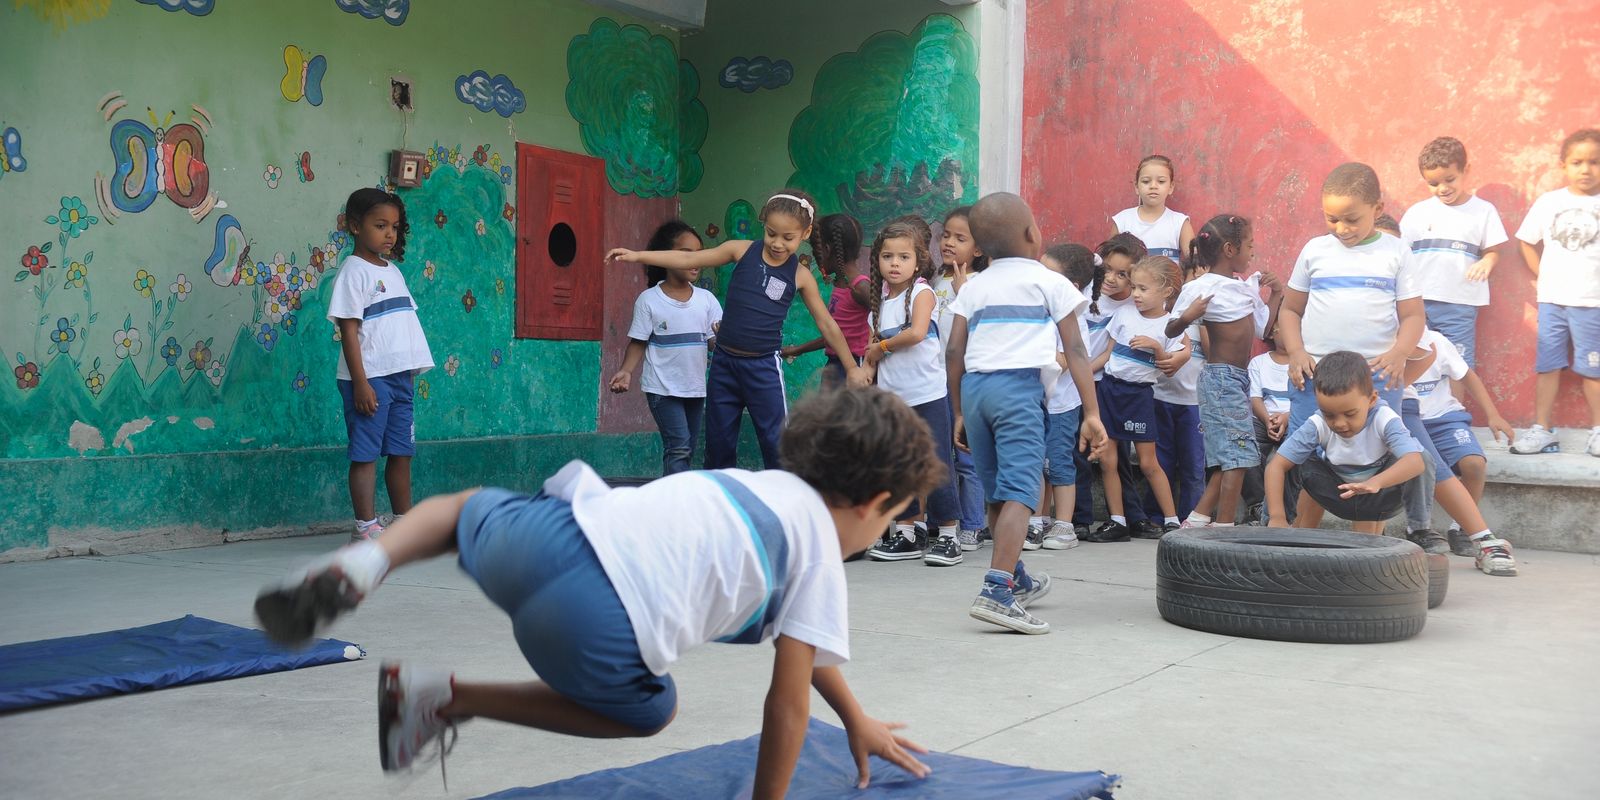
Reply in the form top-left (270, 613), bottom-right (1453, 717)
top-left (787, 13), bottom-right (978, 236)
top-left (565, 17), bottom-right (708, 198)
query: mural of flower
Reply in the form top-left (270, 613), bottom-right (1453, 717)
top-left (706, 223), bottom-right (720, 238)
top-left (285, 289), bottom-right (303, 311)
top-left (133, 269), bottom-right (155, 297)
top-left (423, 260), bottom-right (436, 281)
top-left (206, 359), bottom-right (225, 387)
top-left (21, 245), bottom-right (48, 275)
top-left (170, 273), bottom-right (192, 301)
top-left (461, 289), bottom-right (477, 313)
top-left (309, 248), bottom-right (324, 271)
top-left (161, 336), bottom-right (181, 367)
top-left (499, 165), bottom-right (513, 185)
top-left (263, 165), bottom-right (283, 189)
top-left (444, 354), bottom-right (460, 376)
top-left (269, 252), bottom-right (291, 280)
top-left (331, 229), bottom-right (349, 250)
top-left (475, 218), bottom-right (486, 236)
top-left (264, 295), bottom-right (289, 323)
top-left (303, 269), bottom-right (319, 290)
top-left (490, 348), bottom-right (502, 369)
top-left (112, 327), bottom-right (143, 359)
top-left (50, 317), bottom-right (75, 353)
top-left (189, 340), bottom-right (211, 371)
top-left (490, 152), bottom-right (503, 171)
top-left (494, 277), bottom-right (505, 295)
top-left (453, 152), bottom-right (467, 171)
top-left (255, 323), bottom-right (278, 352)
top-left (49, 196), bottom-right (97, 240)
top-left (14, 361), bottom-right (39, 390)
top-left (472, 145), bottom-right (489, 165)
top-left (282, 312), bottom-right (299, 336)
top-left (502, 203), bottom-right (515, 222)
top-left (286, 268), bottom-right (305, 293)
top-left (84, 368), bottom-right (105, 396)
top-left (65, 260), bottom-right (88, 287)
top-left (292, 370), bottom-right (308, 393)
top-left (421, 159), bottom-right (435, 180)
top-left (240, 262), bottom-right (260, 286)
top-left (416, 377), bottom-right (430, 399)
top-left (266, 277), bottom-right (286, 298)
top-left (435, 210), bottom-right (447, 229)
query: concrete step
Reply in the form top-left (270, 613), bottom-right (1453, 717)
top-left (1469, 427), bottom-right (1600, 554)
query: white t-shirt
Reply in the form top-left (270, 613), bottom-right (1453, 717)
top-left (1516, 188), bottom-right (1600, 308)
top-left (1404, 329), bottom-right (1469, 420)
top-left (1399, 195), bottom-right (1508, 307)
top-left (1248, 352), bottom-right (1293, 415)
top-left (626, 284), bottom-right (722, 398)
top-left (1113, 206), bottom-right (1189, 263)
top-left (1155, 319), bottom-right (1200, 405)
top-left (931, 273), bottom-right (960, 355)
top-left (547, 461), bottom-right (849, 677)
top-left (326, 254), bottom-right (434, 380)
top-left (875, 281), bottom-right (946, 407)
top-left (1047, 316), bottom-right (1091, 414)
top-left (1104, 304), bottom-right (1182, 385)
top-left (1084, 293), bottom-right (1134, 381)
top-left (1277, 403), bottom-right (1423, 481)
top-left (1288, 233), bottom-right (1421, 360)
top-left (1172, 271), bottom-right (1265, 324)
top-left (948, 258), bottom-right (1088, 391)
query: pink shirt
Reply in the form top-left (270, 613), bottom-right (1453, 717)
top-left (826, 274), bottom-right (872, 358)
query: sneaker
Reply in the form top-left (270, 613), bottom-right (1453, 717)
top-left (1179, 518), bottom-right (1211, 529)
top-left (352, 518), bottom-right (385, 542)
top-left (1130, 519), bottom-right (1165, 539)
top-left (969, 582), bottom-right (1049, 634)
top-left (923, 535), bottom-right (964, 566)
top-left (913, 521), bottom-right (929, 550)
top-left (1406, 528), bottom-right (1450, 556)
top-left (1041, 523), bottom-right (1080, 550)
top-left (1589, 428), bottom-right (1600, 457)
top-left (1074, 523), bottom-right (1091, 539)
top-left (254, 543), bottom-right (388, 646)
top-left (1510, 425), bottom-right (1559, 454)
top-left (1081, 521), bottom-right (1131, 543)
top-left (378, 661), bottom-right (461, 784)
top-left (1474, 537), bottom-right (1518, 577)
top-left (1024, 520), bottom-right (1047, 551)
top-left (1012, 563), bottom-right (1052, 608)
top-left (1446, 527), bottom-right (1475, 558)
top-left (867, 529), bottom-right (923, 562)
top-left (978, 527), bottom-right (992, 546)
top-left (957, 529), bottom-right (983, 551)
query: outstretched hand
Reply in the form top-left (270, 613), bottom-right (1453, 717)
top-left (605, 248), bottom-right (640, 264)
top-left (846, 717), bottom-right (930, 789)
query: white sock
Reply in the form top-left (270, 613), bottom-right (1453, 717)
top-left (1049, 520), bottom-right (1073, 533)
top-left (895, 523), bottom-right (915, 538)
top-left (1185, 512), bottom-right (1212, 526)
top-left (937, 524), bottom-right (957, 540)
top-left (1212, 522), bottom-right (1235, 527)
top-left (356, 517), bottom-right (379, 529)
top-left (1030, 515), bottom-right (1049, 527)
top-left (1470, 529), bottom-right (1494, 541)
top-left (1164, 516), bottom-right (1180, 526)
top-left (342, 539), bottom-right (391, 590)
top-left (1111, 515), bottom-right (1127, 526)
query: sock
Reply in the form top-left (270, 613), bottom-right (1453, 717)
top-left (1049, 520), bottom-right (1073, 533)
top-left (1448, 523), bottom-right (1462, 533)
top-left (1470, 529), bottom-right (1494, 542)
top-left (1164, 516), bottom-right (1180, 526)
top-left (1185, 512), bottom-right (1212, 526)
top-left (342, 539), bottom-right (391, 589)
top-left (355, 517), bottom-right (379, 530)
top-left (1212, 522), bottom-right (1235, 527)
top-left (1030, 515), bottom-right (1049, 527)
top-left (937, 524), bottom-right (957, 540)
top-left (895, 523), bottom-right (915, 539)
top-left (985, 568), bottom-right (1013, 587)
top-left (1111, 515), bottom-right (1127, 526)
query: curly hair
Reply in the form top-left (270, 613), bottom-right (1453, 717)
top-left (344, 187), bottom-right (410, 262)
top-left (1091, 232), bottom-right (1148, 315)
top-left (780, 386), bottom-right (946, 511)
top-left (868, 221), bottom-right (934, 345)
top-left (1418, 136), bottom-right (1468, 172)
top-left (644, 219), bottom-right (703, 286)
top-left (1323, 162), bottom-right (1382, 205)
top-left (1043, 243), bottom-right (1097, 290)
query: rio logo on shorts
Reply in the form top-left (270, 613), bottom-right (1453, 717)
top-left (1124, 420), bottom-right (1147, 435)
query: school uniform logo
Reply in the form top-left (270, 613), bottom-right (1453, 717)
top-left (1452, 429), bottom-right (1472, 446)
top-left (1124, 420), bottom-right (1147, 435)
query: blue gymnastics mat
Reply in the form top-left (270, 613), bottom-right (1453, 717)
top-left (0, 614), bottom-right (363, 712)
top-left (477, 718), bottom-right (1119, 799)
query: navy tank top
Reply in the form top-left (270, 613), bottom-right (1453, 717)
top-left (716, 242), bottom-right (798, 354)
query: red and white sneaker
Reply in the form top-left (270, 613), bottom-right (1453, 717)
top-left (352, 518), bottom-right (385, 542)
top-left (1474, 536), bottom-right (1518, 577)
top-left (253, 542), bottom-right (388, 646)
top-left (379, 662), bottom-right (461, 783)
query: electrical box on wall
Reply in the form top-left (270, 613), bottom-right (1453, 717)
top-left (389, 150), bottom-right (424, 188)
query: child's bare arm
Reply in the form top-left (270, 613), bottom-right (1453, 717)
top-left (1251, 397), bottom-right (1271, 427)
top-left (1466, 244), bottom-right (1502, 282)
top-left (1278, 289), bottom-right (1314, 388)
top-left (1372, 298), bottom-right (1426, 392)
top-left (946, 316), bottom-right (969, 451)
top-left (1059, 315), bottom-right (1107, 458)
top-left (1264, 455), bottom-right (1293, 526)
top-left (337, 318), bottom-right (376, 415)
top-left (1519, 240), bottom-right (1542, 278)
top-left (797, 269), bottom-right (867, 386)
top-left (812, 666), bottom-right (930, 789)
top-left (1339, 452), bottom-right (1424, 497)
top-left (1461, 369), bottom-right (1515, 443)
top-left (607, 239), bottom-right (746, 271)
top-left (608, 340), bottom-right (647, 393)
top-left (753, 636), bottom-right (816, 800)
top-left (1402, 342), bottom-right (1438, 387)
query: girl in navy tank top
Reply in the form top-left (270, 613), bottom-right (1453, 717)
top-left (608, 190), bottom-right (867, 469)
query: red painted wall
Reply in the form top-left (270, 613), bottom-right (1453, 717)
top-left (598, 194), bottom-right (680, 434)
top-left (1023, 0), bottom-right (1600, 427)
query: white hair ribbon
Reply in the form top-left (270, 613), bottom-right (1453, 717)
top-left (1093, 253), bottom-right (1104, 267)
top-left (768, 194), bottom-right (815, 220)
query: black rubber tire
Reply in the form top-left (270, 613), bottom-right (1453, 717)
top-left (1156, 529), bottom-right (1428, 644)
top-left (1426, 552), bottom-right (1449, 609)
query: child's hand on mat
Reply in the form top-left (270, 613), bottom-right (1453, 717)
top-left (1368, 349), bottom-right (1408, 392)
top-left (607, 370), bottom-right (631, 393)
top-left (353, 379), bottom-right (378, 415)
top-left (847, 717), bottom-right (930, 788)
top-left (1487, 414), bottom-right (1515, 444)
top-left (1286, 350), bottom-right (1315, 389)
top-left (605, 248), bottom-right (640, 263)
top-left (1338, 481), bottom-right (1380, 498)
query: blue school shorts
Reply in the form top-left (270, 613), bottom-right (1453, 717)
top-left (961, 369), bottom-right (1046, 509)
top-left (1425, 300), bottom-right (1479, 367)
top-left (338, 371), bottom-right (416, 463)
top-left (1535, 303), bottom-right (1600, 379)
top-left (1044, 407), bottom-right (1082, 486)
top-left (1100, 375), bottom-right (1157, 442)
top-left (456, 488), bottom-right (677, 733)
top-left (1422, 410), bottom-right (1486, 473)
top-left (1198, 363), bottom-right (1259, 471)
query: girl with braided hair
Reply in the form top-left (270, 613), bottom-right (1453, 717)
top-left (782, 214), bottom-right (870, 387)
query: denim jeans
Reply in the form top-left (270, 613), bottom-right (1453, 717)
top-left (952, 447), bottom-right (986, 530)
top-left (645, 393), bottom-right (705, 476)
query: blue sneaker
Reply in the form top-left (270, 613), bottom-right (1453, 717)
top-left (969, 579), bottom-right (1049, 634)
top-left (1012, 562), bottom-right (1053, 609)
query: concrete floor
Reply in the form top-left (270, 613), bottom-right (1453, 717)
top-left (1, 534), bottom-right (1597, 800)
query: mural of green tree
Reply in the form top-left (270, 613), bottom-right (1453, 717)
top-left (787, 14), bottom-right (978, 235)
top-left (565, 18), bottom-right (709, 198)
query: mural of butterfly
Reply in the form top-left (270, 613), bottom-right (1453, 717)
top-left (93, 103), bottom-right (218, 223)
top-left (203, 214), bottom-right (250, 287)
top-left (297, 151), bottom-right (314, 182)
top-left (0, 127), bottom-right (24, 181)
top-left (281, 45), bottom-right (328, 107)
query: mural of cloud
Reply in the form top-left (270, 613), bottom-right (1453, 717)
top-left (135, 0), bottom-right (214, 15)
top-left (335, 0), bottom-right (409, 26)
top-left (719, 56), bottom-right (794, 93)
top-left (455, 71), bottom-right (526, 118)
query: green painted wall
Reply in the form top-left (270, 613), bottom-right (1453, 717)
top-left (0, 0), bottom-right (686, 553)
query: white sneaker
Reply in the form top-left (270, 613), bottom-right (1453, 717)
top-left (1473, 536), bottom-right (1518, 577)
top-left (1510, 425), bottom-right (1559, 454)
top-left (1041, 522), bottom-right (1080, 550)
top-left (253, 541), bottom-right (388, 645)
top-left (1588, 427), bottom-right (1600, 457)
top-left (379, 661), bottom-right (461, 781)
top-left (352, 518), bottom-right (385, 542)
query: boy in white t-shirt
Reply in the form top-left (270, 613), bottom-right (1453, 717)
top-left (1399, 137), bottom-right (1509, 371)
top-left (326, 189), bottom-right (435, 541)
top-left (1510, 129), bottom-right (1600, 457)
top-left (947, 193), bottom-right (1107, 635)
top-left (254, 387), bottom-right (941, 795)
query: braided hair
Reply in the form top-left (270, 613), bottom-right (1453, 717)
top-left (810, 214), bottom-right (863, 283)
top-left (1092, 232), bottom-right (1148, 316)
top-left (1043, 243), bottom-right (1097, 291)
top-left (868, 221), bottom-right (933, 343)
top-left (1184, 214), bottom-right (1250, 280)
top-left (344, 187), bottom-right (411, 262)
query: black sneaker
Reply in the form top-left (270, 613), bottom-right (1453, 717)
top-left (978, 527), bottom-right (992, 546)
top-left (914, 522), bottom-right (929, 551)
top-left (1446, 528), bottom-right (1475, 558)
top-left (1024, 521), bottom-right (1046, 551)
top-left (1407, 528), bottom-right (1450, 556)
top-left (1074, 524), bottom-right (1091, 539)
top-left (1130, 519), bottom-right (1166, 540)
top-left (867, 529), bottom-right (923, 561)
top-left (923, 535), bottom-right (963, 566)
top-left (1081, 521), bottom-right (1131, 543)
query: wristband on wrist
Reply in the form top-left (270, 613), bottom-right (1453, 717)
top-left (879, 340), bottom-right (892, 354)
